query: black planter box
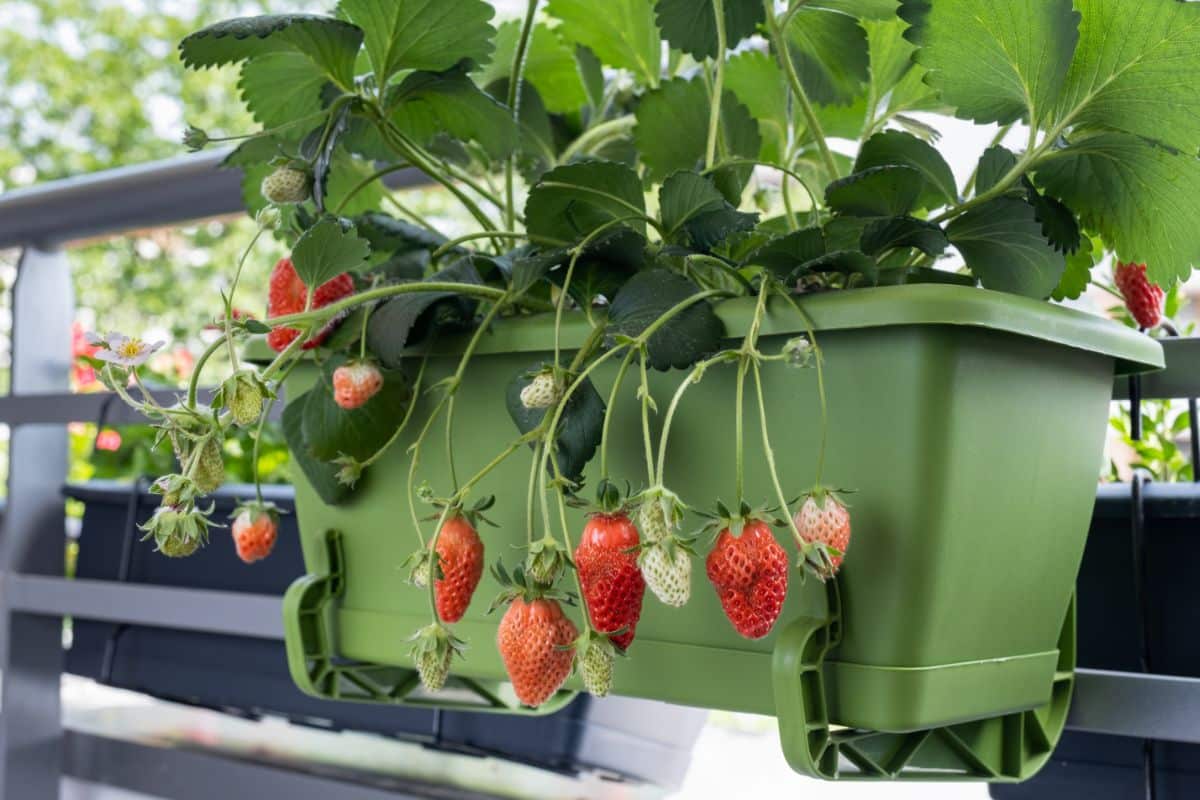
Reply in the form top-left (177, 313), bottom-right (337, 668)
top-left (65, 481), bottom-right (704, 788)
top-left (992, 482), bottom-right (1200, 799)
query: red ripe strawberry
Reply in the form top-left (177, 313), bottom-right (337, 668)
top-left (1114, 261), bottom-right (1164, 329)
top-left (266, 257), bottom-right (354, 352)
top-left (434, 515), bottom-right (484, 623)
top-left (705, 520), bottom-right (789, 640)
top-left (575, 513), bottom-right (646, 651)
top-left (793, 494), bottom-right (851, 577)
top-left (332, 361), bottom-right (383, 410)
top-left (231, 506), bottom-right (278, 564)
top-left (497, 597), bottom-right (578, 707)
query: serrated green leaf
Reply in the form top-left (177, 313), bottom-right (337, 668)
top-left (476, 21), bottom-right (589, 114)
top-left (355, 212), bottom-right (448, 254)
top-left (1051, 236), bottom-right (1097, 301)
top-left (1052, 0), bottom-right (1200, 155)
top-left (659, 171), bottom-right (757, 249)
top-left (1025, 183), bottom-right (1081, 255)
top-left (366, 259), bottom-right (481, 369)
top-left (179, 14), bottom-right (363, 89)
top-left (608, 270), bottom-right (725, 370)
top-left (783, 5), bottom-right (870, 106)
top-left (974, 145), bottom-right (1018, 195)
top-left (282, 389), bottom-right (353, 505)
top-left (487, 79), bottom-right (559, 184)
top-left (549, 228), bottom-right (648, 307)
top-left (302, 358), bottom-right (412, 462)
top-left (525, 160), bottom-right (648, 242)
top-left (238, 53), bottom-right (327, 129)
top-left (291, 217), bottom-right (371, 288)
top-left (800, 250), bottom-right (878, 282)
top-left (1035, 132), bottom-right (1200, 287)
top-left (724, 50), bottom-right (787, 163)
top-left (825, 165), bottom-right (921, 217)
top-left (745, 228), bottom-right (826, 276)
top-left (860, 216), bottom-right (948, 257)
top-left (854, 130), bottom-right (957, 209)
top-left (338, 0), bottom-right (495, 85)
top-left (654, 0), bottom-right (763, 60)
top-left (635, 77), bottom-right (761, 190)
top-left (507, 368), bottom-right (605, 483)
top-left (547, 0), bottom-right (661, 85)
top-left (322, 155), bottom-right (389, 218)
top-left (946, 197), bottom-right (1065, 298)
top-left (900, 0), bottom-right (1078, 127)
top-left (389, 68), bottom-right (518, 161)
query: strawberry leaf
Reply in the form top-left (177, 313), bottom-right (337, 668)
top-left (179, 14), bottom-right (363, 89)
top-left (744, 228), bottom-right (826, 276)
top-left (860, 216), bottom-right (948, 257)
top-left (854, 130), bottom-right (957, 210)
top-left (525, 160), bottom-right (647, 242)
top-left (506, 369), bottom-right (605, 483)
top-left (782, 5), bottom-right (870, 106)
top-left (238, 53), bottom-right (327, 129)
top-left (607, 270), bottom-right (724, 371)
top-left (475, 21), bottom-right (588, 114)
top-left (825, 166), bottom-right (922, 217)
top-left (282, 389), bottom-right (353, 505)
top-left (659, 171), bottom-right (757, 249)
top-left (974, 146), bottom-right (1019, 195)
top-left (546, 0), bottom-right (661, 86)
top-left (388, 67), bottom-right (518, 161)
top-left (899, 0), bottom-right (1079, 127)
top-left (338, 0), bottom-right (495, 87)
top-left (654, 0), bottom-right (763, 60)
top-left (291, 217), bottom-right (371, 289)
top-left (946, 197), bottom-right (1065, 298)
top-left (366, 259), bottom-right (482, 369)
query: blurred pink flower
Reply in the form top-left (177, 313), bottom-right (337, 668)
top-left (95, 429), bottom-right (122, 452)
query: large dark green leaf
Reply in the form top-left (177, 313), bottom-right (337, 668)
top-left (654, 0), bottom-right (763, 59)
top-left (860, 216), bottom-right (948, 257)
top-left (355, 212), bottom-right (449, 254)
top-left (607, 270), bottom-right (724, 371)
top-left (1024, 181), bottom-right (1081, 255)
top-left (389, 68), bottom-right (518, 161)
top-left (546, 0), bottom-right (661, 85)
top-left (291, 217), bottom-right (371, 287)
top-left (506, 367), bottom-right (605, 483)
top-left (338, 0), bottom-right (495, 84)
top-left (365, 259), bottom-right (482, 369)
top-left (282, 390), bottom-right (353, 505)
top-left (525, 160), bottom-right (647, 242)
top-left (854, 130), bottom-right (957, 209)
top-left (302, 358), bottom-right (412, 462)
top-left (659, 171), bottom-right (757, 249)
top-left (179, 14), bottom-right (363, 88)
top-left (783, 5), bottom-right (870, 106)
top-left (946, 197), bottom-right (1065, 298)
top-left (744, 228), bottom-right (826, 276)
top-left (724, 50), bottom-right (788, 162)
top-left (1035, 132), bottom-right (1200, 287)
top-left (900, 0), bottom-right (1078, 127)
top-left (825, 166), bottom-right (921, 217)
top-left (1051, 236), bottom-right (1098, 302)
top-left (974, 145), bottom-right (1018, 194)
top-left (550, 228), bottom-right (647, 307)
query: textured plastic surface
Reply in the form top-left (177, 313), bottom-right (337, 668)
top-left (277, 286), bottom-right (1160, 777)
top-left (65, 481), bottom-right (705, 787)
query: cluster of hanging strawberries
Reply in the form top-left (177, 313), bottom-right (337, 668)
top-left (392, 481), bottom-right (851, 706)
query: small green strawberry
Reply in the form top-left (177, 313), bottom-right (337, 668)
top-left (140, 503), bottom-right (212, 558)
top-left (525, 534), bottom-right (569, 585)
top-left (193, 436), bottom-right (225, 494)
top-left (634, 490), bottom-right (694, 607)
top-left (221, 370), bottom-right (268, 427)
top-left (409, 622), bottom-right (465, 693)
top-left (578, 633), bottom-right (616, 697)
top-left (261, 164), bottom-right (310, 205)
top-left (520, 370), bottom-right (562, 410)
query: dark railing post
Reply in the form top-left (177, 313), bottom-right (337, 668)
top-left (0, 246), bottom-right (75, 799)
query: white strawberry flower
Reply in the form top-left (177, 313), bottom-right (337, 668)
top-left (91, 332), bottom-right (165, 368)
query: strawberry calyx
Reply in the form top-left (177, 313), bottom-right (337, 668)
top-left (228, 499), bottom-right (283, 526)
top-left (408, 621), bottom-right (467, 692)
top-left (696, 499), bottom-right (786, 542)
top-left (488, 558), bottom-right (576, 613)
top-left (523, 533), bottom-right (572, 586)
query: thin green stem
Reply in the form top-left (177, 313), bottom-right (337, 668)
top-left (764, 0), bottom-right (839, 181)
top-left (252, 359), bottom-right (299, 506)
top-left (432, 231), bottom-right (570, 261)
top-left (774, 287), bottom-right (829, 486)
top-left (705, 0), bottom-right (728, 170)
top-left (506, 0), bottom-right (540, 231)
top-left (706, 158), bottom-right (818, 216)
top-left (637, 352), bottom-right (657, 486)
top-left (359, 353), bottom-right (428, 470)
top-left (224, 226), bottom-right (265, 371)
top-left (334, 163), bottom-right (411, 216)
top-left (383, 193), bottom-right (443, 238)
top-left (187, 336), bottom-right (228, 408)
top-left (598, 348), bottom-right (638, 481)
top-left (752, 360), bottom-right (805, 544)
top-left (267, 282), bottom-right (516, 329)
top-left (734, 356), bottom-right (747, 506)
top-left (558, 115), bottom-right (636, 164)
top-left (525, 439), bottom-right (542, 545)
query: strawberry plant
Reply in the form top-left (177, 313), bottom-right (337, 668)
top-left (99, 0), bottom-right (1196, 706)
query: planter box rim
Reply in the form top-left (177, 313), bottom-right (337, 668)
top-left (247, 285), bottom-right (1161, 375)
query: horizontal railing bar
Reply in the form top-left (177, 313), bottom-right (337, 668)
top-left (1112, 337), bottom-right (1200, 400)
top-left (1068, 668), bottom-right (1200, 743)
top-left (0, 149), bottom-right (428, 249)
top-left (0, 387), bottom-right (287, 425)
top-left (5, 575), bottom-right (283, 639)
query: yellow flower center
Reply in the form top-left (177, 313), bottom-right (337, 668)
top-left (116, 339), bottom-right (144, 358)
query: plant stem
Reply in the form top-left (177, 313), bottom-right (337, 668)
top-left (267, 282), bottom-right (519, 329)
top-left (334, 162), bottom-right (412, 216)
top-left (763, 0), bottom-right (839, 181)
top-left (251, 359), bottom-right (299, 506)
top-left (187, 336), bottom-right (228, 408)
top-left (637, 351), bottom-right (657, 486)
top-left (774, 286), bottom-right (829, 486)
top-left (506, 0), bottom-right (540, 231)
top-left (598, 348), bottom-right (638, 481)
top-left (751, 360), bottom-right (805, 543)
top-left (358, 352), bottom-right (428, 470)
top-left (558, 115), bottom-right (637, 164)
top-left (383, 193), bottom-right (444, 238)
top-left (525, 439), bottom-right (542, 544)
top-left (432, 231), bottom-right (570, 261)
top-left (223, 226), bottom-right (265, 371)
top-left (706, 0), bottom-right (728, 170)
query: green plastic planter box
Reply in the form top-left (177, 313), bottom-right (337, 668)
top-left (277, 284), bottom-right (1161, 781)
